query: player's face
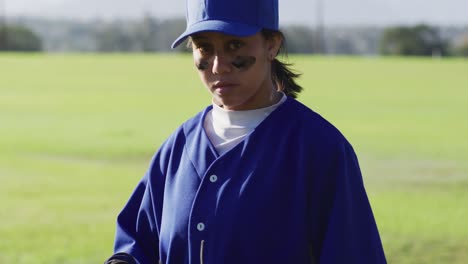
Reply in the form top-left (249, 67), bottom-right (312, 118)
top-left (191, 31), bottom-right (282, 110)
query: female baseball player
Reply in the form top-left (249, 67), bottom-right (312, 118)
top-left (105, 0), bottom-right (387, 263)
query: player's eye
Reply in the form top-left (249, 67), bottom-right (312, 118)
top-left (194, 43), bottom-right (212, 54)
top-left (227, 40), bottom-right (243, 51)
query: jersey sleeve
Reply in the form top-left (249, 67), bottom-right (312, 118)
top-left (112, 171), bottom-right (158, 264)
top-left (110, 142), bottom-right (170, 264)
top-left (312, 141), bottom-right (387, 264)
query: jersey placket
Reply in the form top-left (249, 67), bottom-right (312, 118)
top-left (187, 158), bottom-right (227, 263)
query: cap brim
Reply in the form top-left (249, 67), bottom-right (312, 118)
top-left (171, 20), bottom-right (261, 49)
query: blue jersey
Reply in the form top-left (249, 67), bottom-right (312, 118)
top-left (111, 97), bottom-right (386, 264)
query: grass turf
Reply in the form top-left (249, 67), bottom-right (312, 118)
top-left (1, 53), bottom-right (467, 263)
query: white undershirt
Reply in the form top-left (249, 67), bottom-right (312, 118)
top-left (203, 93), bottom-right (287, 156)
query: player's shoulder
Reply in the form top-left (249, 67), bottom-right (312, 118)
top-left (283, 98), bottom-right (356, 158)
top-left (158, 105), bottom-right (211, 148)
top-left (181, 105), bottom-right (211, 135)
top-left (285, 97), bottom-right (346, 142)
top-left (148, 106), bottom-right (211, 170)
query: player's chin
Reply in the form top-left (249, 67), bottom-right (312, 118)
top-left (212, 95), bottom-right (241, 110)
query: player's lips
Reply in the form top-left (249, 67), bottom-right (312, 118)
top-left (212, 81), bottom-right (238, 90)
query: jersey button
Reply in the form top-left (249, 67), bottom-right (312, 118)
top-left (209, 175), bottom-right (218, 183)
top-left (197, 222), bottom-right (206, 231)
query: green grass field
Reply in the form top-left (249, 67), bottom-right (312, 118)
top-left (1, 53), bottom-right (467, 263)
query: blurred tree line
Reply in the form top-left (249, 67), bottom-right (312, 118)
top-left (0, 24), bottom-right (42, 51)
top-left (380, 25), bottom-right (448, 56)
top-left (2, 16), bottom-right (468, 57)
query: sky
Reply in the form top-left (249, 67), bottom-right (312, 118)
top-left (3, 0), bottom-right (468, 26)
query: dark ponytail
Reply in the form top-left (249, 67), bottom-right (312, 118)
top-left (262, 29), bottom-right (303, 98)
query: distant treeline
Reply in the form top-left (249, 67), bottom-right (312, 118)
top-left (2, 16), bottom-right (468, 56)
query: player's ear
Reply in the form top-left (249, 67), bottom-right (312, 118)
top-left (186, 39), bottom-right (192, 49)
top-left (264, 31), bottom-right (282, 60)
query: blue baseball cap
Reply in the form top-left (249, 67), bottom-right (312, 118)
top-left (171, 0), bottom-right (279, 48)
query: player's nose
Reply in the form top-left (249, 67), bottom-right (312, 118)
top-left (212, 54), bottom-right (232, 75)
